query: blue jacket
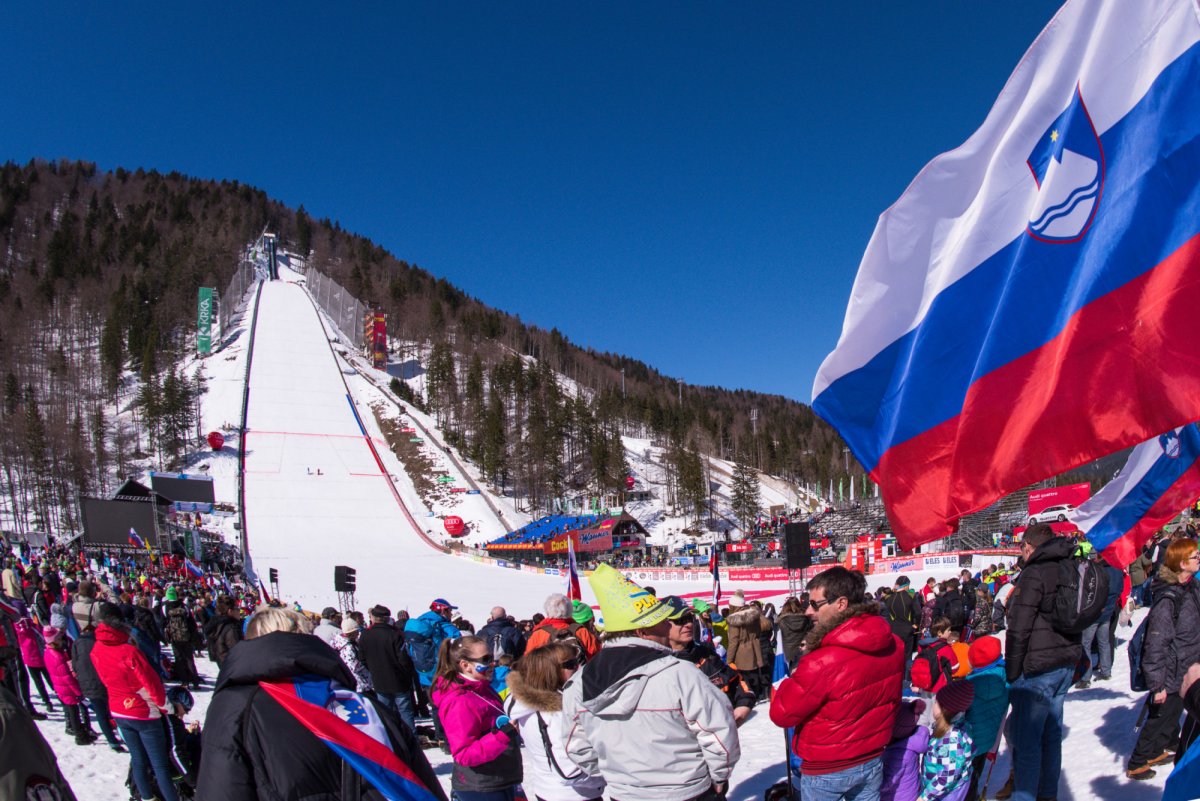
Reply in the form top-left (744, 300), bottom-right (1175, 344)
top-left (965, 661), bottom-right (1008, 758)
top-left (404, 611), bottom-right (462, 687)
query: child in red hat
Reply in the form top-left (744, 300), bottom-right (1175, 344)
top-left (919, 681), bottom-right (976, 801)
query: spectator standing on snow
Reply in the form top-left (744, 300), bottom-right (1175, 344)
top-left (1004, 524), bottom-right (1083, 801)
top-left (337, 616), bottom-right (372, 693)
top-left (477, 606), bottom-right (527, 661)
top-left (1075, 550), bottom-right (1123, 688)
top-left (70, 606), bottom-right (125, 752)
top-left (662, 595), bottom-right (755, 726)
top-left (90, 610), bottom-right (180, 801)
top-left (314, 606), bottom-right (343, 649)
top-left (770, 566), bottom-right (904, 801)
top-left (526, 594), bottom-right (600, 660)
top-left (13, 615), bottom-right (55, 716)
top-left (504, 640), bottom-right (606, 801)
top-left (432, 635), bottom-right (523, 801)
top-left (884, 576), bottom-right (923, 661)
top-left (202, 595), bottom-right (243, 668)
top-left (880, 699), bottom-right (929, 801)
top-left (963, 637), bottom-right (1008, 801)
top-left (918, 682), bottom-right (975, 801)
top-left (563, 565), bottom-right (740, 801)
top-left (359, 604), bottom-right (417, 732)
top-left (1126, 537), bottom-right (1200, 780)
top-left (197, 606), bottom-right (445, 801)
top-left (776, 596), bottom-right (812, 672)
top-left (726, 595), bottom-right (770, 698)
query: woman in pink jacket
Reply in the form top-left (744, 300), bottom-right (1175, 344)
top-left (431, 635), bottom-right (522, 801)
top-left (14, 615), bottom-right (55, 715)
top-left (42, 626), bottom-right (98, 745)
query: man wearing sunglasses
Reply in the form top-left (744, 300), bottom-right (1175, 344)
top-left (662, 596), bottom-right (755, 727)
top-left (770, 567), bottom-right (904, 801)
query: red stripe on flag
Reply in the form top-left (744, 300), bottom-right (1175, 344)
top-left (1100, 460), bottom-right (1200, 570)
top-left (258, 681), bottom-right (430, 788)
top-left (874, 234), bottom-right (1200, 549)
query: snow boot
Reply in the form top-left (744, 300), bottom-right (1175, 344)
top-left (993, 769), bottom-right (1015, 800)
top-left (1126, 764), bottom-right (1156, 781)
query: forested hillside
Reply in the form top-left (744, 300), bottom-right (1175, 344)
top-left (0, 159), bottom-right (855, 534)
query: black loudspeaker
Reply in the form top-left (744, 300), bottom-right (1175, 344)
top-left (334, 565), bottom-right (357, 592)
top-left (784, 522), bottom-right (812, 570)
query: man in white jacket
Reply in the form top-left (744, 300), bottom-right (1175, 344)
top-left (562, 565), bottom-right (740, 801)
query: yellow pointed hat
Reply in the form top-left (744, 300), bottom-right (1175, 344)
top-left (588, 564), bottom-right (671, 632)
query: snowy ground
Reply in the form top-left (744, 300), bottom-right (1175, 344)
top-left (36, 597), bottom-right (1168, 800)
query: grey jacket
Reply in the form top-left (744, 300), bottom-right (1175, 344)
top-left (1142, 565), bottom-right (1200, 694)
top-left (562, 639), bottom-right (740, 801)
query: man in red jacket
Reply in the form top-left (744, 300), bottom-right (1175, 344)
top-left (770, 567), bottom-right (904, 801)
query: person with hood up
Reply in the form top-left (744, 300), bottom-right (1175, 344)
top-left (69, 604), bottom-right (125, 752)
top-left (196, 605), bottom-right (445, 801)
top-left (880, 699), bottom-right (930, 801)
top-left (770, 566), bottom-right (905, 801)
top-left (505, 640), bottom-right (605, 801)
top-left (562, 565), bottom-right (740, 801)
top-left (431, 634), bottom-right (522, 801)
top-left (89, 609), bottom-right (180, 801)
top-left (963, 637), bottom-right (1008, 801)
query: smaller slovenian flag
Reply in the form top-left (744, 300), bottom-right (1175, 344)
top-left (565, 535), bottom-right (582, 602)
top-left (183, 558), bottom-right (204, 579)
top-left (709, 547), bottom-right (722, 610)
top-left (1076, 424), bottom-right (1200, 569)
top-left (770, 627), bottom-right (801, 796)
top-left (259, 678), bottom-right (442, 801)
top-left (128, 528), bottom-right (145, 549)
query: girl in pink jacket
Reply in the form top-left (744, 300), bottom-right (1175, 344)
top-left (42, 626), bottom-right (98, 745)
top-left (431, 635), bottom-right (522, 801)
top-left (14, 616), bottom-right (55, 714)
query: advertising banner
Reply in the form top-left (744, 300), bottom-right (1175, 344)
top-left (726, 542), bottom-right (753, 553)
top-left (1027, 483), bottom-right (1092, 516)
top-left (197, 287), bottom-right (214, 354)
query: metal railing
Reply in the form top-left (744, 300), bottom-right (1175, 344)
top-left (292, 259), bottom-right (367, 350)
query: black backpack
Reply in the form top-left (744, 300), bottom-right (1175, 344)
top-left (404, 628), bottom-right (439, 673)
top-left (1129, 588), bottom-right (1182, 692)
top-left (166, 610), bottom-right (192, 645)
top-left (1050, 556), bottom-right (1110, 635)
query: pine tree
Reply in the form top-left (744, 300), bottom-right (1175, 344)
top-left (731, 454), bottom-right (761, 536)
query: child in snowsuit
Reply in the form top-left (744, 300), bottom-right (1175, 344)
top-left (919, 681), bottom-right (976, 801)
top-left (42, 627), bottom-right (97, 745)
top-left (881, 698), bottom-right (931, 801)
top-left (14, 616), bottom-right (55, 714)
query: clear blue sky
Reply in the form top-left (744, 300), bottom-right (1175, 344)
top-left (1, 2), bottom-right (1058, 402)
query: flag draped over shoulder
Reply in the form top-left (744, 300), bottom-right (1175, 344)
top-left (1077, 424), bottom-right (1200, 568)
top-left (812, 0), bottom-right (1200, 550)
top-left (259, 678), bottom-right (441, 801)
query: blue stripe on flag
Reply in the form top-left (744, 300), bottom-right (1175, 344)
top-left (815, 41), bottom-right (1200, 471)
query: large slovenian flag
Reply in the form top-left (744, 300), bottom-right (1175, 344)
top-left (813, 0), bottom-right (1200, 550)
top-left (128, 528), bottom-right (145, 549)
top-left (1076, 424), bottom-right (1200, 568)
top-left (259, 678), bottom-right (441, 801)
top-left (183, 557), bottom-right (204, 579)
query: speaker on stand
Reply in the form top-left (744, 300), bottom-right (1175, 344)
top-left (783, 522), bottom-right (812, 595)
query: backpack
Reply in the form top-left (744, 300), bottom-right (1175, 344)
top-left (941, 593), bottom-right (966, 630)
top-left (534, 620), bottom-right (586, 661)
top-left (166, 610), bottom-right (192, 645)
top-left (1129, 588), bottom-right (1182, 693)
top-left (910, 640), bottom-right (956, 692)
top-left (1050, 556), bottom-right (1110, 635)
top-left (404, 626), bottom-right (440, 674)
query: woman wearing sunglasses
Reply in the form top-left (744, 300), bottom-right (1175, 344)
top-left (432, 636), bottom-right (523, 801)
top-left (504, 641), bottom-right (606, 801)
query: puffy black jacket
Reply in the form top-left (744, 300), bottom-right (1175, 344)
top-left (203, 614), bottom-right (243, 667)
top-left (1005, 537), bottom-right (1084, 682)
top-left (776, 612), bottom-right (813, 668)
top-left (674, 640), bottom-right (755, 711)
top-left (477, 617), bottom-right (526, 660)
top-left (357, 622), bottom-right (416, 694)
top-left (69, 630), bottom-right (107, 700)
top-left (196, 632), bottom-right (445, 801)
top-left (934, 589), bottom-right (967, 630)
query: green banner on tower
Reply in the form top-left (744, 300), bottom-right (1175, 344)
top-left (197, 287), bottom-right (214, 354)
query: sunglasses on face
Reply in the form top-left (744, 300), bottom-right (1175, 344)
top-left (672, 615), bottom-right (695, 626)
top-left (465, 657), bottom-right (495, 672)
top-left (808, 596), bottom-right (842, 611)
top-left (560, 658), bottom-right (580, 670)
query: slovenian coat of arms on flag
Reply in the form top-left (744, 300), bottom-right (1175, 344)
top-left (813, 0), bottom-right (1200, 550)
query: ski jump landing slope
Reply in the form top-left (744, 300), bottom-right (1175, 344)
top-left (239, 280), bottom-right (719, 621)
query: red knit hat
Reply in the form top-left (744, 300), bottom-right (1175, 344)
top-left (968, 635), bottom-right (1002, 670)
top-left (936, 680), bottom-right (975, 719)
